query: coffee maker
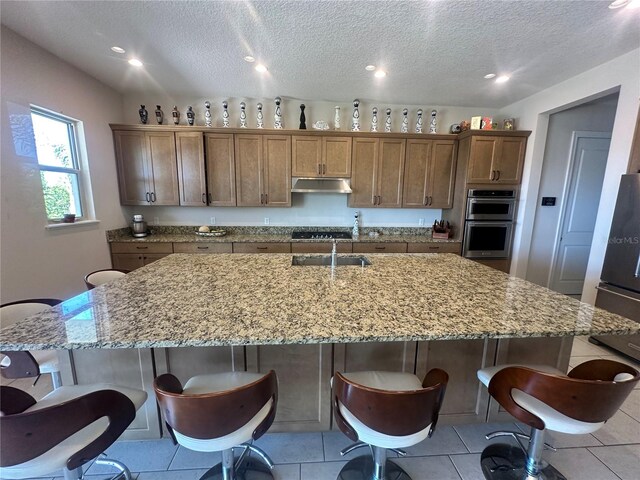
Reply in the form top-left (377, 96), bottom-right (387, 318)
top-left (131, 214), bottom-right (148, 238)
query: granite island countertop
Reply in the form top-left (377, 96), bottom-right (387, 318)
top-left (1, 254), bottom-right (638, 351)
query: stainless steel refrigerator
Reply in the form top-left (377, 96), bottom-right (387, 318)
top-left (591, 173), bottom-right (640, 361)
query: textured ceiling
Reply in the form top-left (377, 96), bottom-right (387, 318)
top-left (1, 1), bottom-right (639, 108)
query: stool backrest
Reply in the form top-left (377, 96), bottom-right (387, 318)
top-left (333, 368), bottom-right (448, 439)
top-left (1, 299), bottom-right (61, 329)
top-left (84, 269), bottom-right (129, 290)
top-left (489, 360), bottom-right (640, 430)
top-left (154, 370), bottom-right (278, 441)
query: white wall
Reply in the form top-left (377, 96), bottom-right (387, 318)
top-left (122, 93), bottom-right (499, 227)
top-left (525, 95), bottom-right (618, 287)
top-left (499, 49), bottom-right (640, 305)
top-left (0, 27), bottom-right (127, 302)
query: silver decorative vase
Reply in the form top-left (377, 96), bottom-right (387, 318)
top-left (239, 102), bottom-right (247, 128)
top-left (415, 109), bottom-right (423, 133)
top-left (172, 106), bottom-right (180, 125)
top-left (429, 109), bottom-right (437, 134)
top-left (256, 103), bottom-right (264, 129)
top-left (274, 96), bottom-right (283, 129)
top-left (401, 108), bottom-right (409, 133)
top-left (351, 99), bottom-right (360, 132)
top-left (186, 106), bottom-right (195, 126)
top-left (204, 101), bottom-right (212, 127)
top-left (334, 106), bottom-right (341, 130)
top-left (371, 107), bottom-right (378, 132)
top-left (222, 101), bottom-right (230, 128)
top-left (384, 108), bottom-right (392, 132)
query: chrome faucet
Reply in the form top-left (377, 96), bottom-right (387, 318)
top-left (331, 240), bottom-right (338, 269)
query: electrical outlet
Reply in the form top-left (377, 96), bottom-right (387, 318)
top-left (418, 218), bottom-right (425, 227)
top-left (153, 216), bottom-right (159, 226)
top-left (210, 216), bottom-right (216, 225)
top-left (264, 217), bottom-right (270, 225)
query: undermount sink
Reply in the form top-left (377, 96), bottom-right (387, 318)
top-left (291, 255), bottom-right (371, 267)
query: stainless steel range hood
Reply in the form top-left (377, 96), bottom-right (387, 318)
top-left (291, 178), bottom-right (352, 194)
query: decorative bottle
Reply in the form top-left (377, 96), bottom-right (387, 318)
top-left (186, 106), bottom-right (195, 126)
top-left (172, 106), bottom-right (180, 125)
top-left (415, 109), bottom-right (423, 133)
top-left (138, 105), bottom-right (148, 124)
top-left (239, 102), bottom-right (247, 128)
top-left (222, 101), bottom-right (230, 127)
top-left (401, 108), bottom-right (409, 133)
top-left (352, 99), bottom-right (360, 132)
top-left (352, 212), bottom-right (360, 238)
top-left (155, 105), bottom-right (164, 125)
top-left (384, 108), bottom-right (392, 132)
top-left (274, 97), bottom-right (283, 129)
top-left (371, 107), bottom-right (378, 132)
top-left (256, 102), bottom-right (264, 129)
top-left (429, 109), bottom-right (438, 134)
top-left (204, 101), bottom-right (212, 127)
top-left (334, 106), bottom-right (341, 130)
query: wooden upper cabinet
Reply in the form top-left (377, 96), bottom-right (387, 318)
top-left (205, 133), bottom-right (236, 206)
top-left (467, 134), bottom-right (526, 184)
top-left (350, 138), bottom-right (404, 208)
top-left (292, 136), bottom-right (351, 178)
top-left (235, 134), bottom-right (263, 206)
top-left (114, 130), bottom-right (179, 206)
top-left (403, 140), bottom-right (432, 208)
top-left (263, 135), bottom-right (291, 206)
top-left (176, 132), bottom-right (206, 206)
top-left (428, 140), bottom-right (457, 208)
top-left (235, 134), bottom-right (291, 207)
top-left (114, 130), bottom-right (149, 205)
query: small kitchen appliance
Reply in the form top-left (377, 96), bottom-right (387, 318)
top-left (131, 214), bottom-right (148, 238)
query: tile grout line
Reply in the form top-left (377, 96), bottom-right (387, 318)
top-left (584, 446), bottom-right (624, 480)
top-left (451, 425), bottom-right (472, 454)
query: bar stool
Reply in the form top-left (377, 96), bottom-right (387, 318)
top-left (84, 269), bottom-right (129, 290)
top-left (0, 299), bottom-right (63, 389)
top-left (0, 382), bottom-right (147, 480)
top-left (477, 359), bottom-right (639, 480)
top-left (332, 369), bottom-right (449, 480)
top-left (154, 370), bottom-right (278, 480)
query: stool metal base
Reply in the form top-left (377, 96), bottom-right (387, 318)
top-left (337, 455), bottom-right (410, 480)
top-left (480, 443), bottom-right (567, 480)
top-left (200, 455), bottom-right (274, 480)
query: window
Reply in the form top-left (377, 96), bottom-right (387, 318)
top-left (31, 108), bottom-right (87, 221)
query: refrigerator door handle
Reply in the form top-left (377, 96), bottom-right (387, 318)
top-left (635, 253), bottom-right (640, 278)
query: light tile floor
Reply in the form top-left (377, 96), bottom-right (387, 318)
top-left (10, 336), bottom-right (640, 480)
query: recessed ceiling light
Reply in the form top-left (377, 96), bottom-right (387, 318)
top-left (365, 65), bottom-right (376, 71)
top-left (608, 0), bottom-right (629, 8)
top-left (495, 75), bottom-right (510, 83)
top-left (111, 46), bottom-right (125, 54)
top-left (128, 58), bottom-right (143, 67)
top-left (374, 70), bottom-right (387, 78)
top-left (255, 64), bottom-right (268, 73)
top-left (244, 55), bottom-right (255, 63)
top-left (484, 73), bottom-right (496, 79)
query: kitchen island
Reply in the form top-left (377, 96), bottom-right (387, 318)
top-left (2, 253), bottom-right (638, 438)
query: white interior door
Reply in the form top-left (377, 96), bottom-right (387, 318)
top-left (550, 132), bottom-right (611, 295)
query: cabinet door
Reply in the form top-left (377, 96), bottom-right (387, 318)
top-left (349, 138), bottom-right (378, 207)
top-left (205, 134), bottom-right (236, 206)
top-left (235, 135), bottom-right (263, 206)
top-left (246, 344), bottom-right (332, 432)
top-left (402, 139), bottom-right (431, 207)
top-left (114, 130), bottom-right (150, 205)
top-left (145, 132), bottom-right (179, 205)
top-left (467, 136), bottom-right (499, 184)
top-left (494, 137), bottom-right (526, 184)
top-left (142, 253), bottom-right (171, 265)
top-left (111, 253), bottom-right (145, 271)
top-left (352, 242), bottom-right (407, 253)
top-left (377, 139), bottom-right (405, 208)
top-left (428, 140), bottom-right (457, 208)
top-left (232, 243), bottom-right (291, 254)
top-left (292, 136), bottom-right (321, 177)
top-left (323, 137), bottom-right (352, 177)
top-left (176, 132), bottom-right (206, 206)
top-left (263, 135), bottom-right (291, 206)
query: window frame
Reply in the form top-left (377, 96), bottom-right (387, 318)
top-left (31, 107), bottom-right (88, 222)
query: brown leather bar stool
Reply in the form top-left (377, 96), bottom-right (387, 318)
top-left (0, 383), bottom-right (147, 480)
top-left (1, 298), bottom-right (63, 389)
top-left (84, 269), bottom-right (129, 290)
top-left (332, 369), bottom-right (449, 480)
top-left (477, 359), bottom-right (639, 480)
top-left (154, 370), bottom-right (278, 480)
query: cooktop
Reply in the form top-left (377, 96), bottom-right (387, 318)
top-left (291, 231), bottom-right (352, 240)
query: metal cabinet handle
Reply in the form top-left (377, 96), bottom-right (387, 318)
top-left (496, 170), bottom-right (501, 181)
top-left (256, 246), bottom-right (268, 250)
top-left (260, 193), bottom-right (264, 204)
top-left (136, 246), bottom-right (149, 250)
top-left (202, 193), bottom-right (206, 204)
top-left (197, 246), bottom-right (209, 250)
top-left (428, 196), bottom-right (433, 206)
top-left (151, 192), bottom-right (156, 202)
top-left (428, 246), bottom-right (439, 250)
top-left (375, 246), bottom-right (386, 250)
top-left (145, 192), bottom-right (150, 202)
top-left (323, 164), bottom-right (326, 175)
top-left (264, 193), bottom-right (268, 204)
top-left (490, 170), bottom-right (495, 181)
top-left (377, 195), bottom-right (381, 205)
top-left (424, 196), bottom-right (428, 206)
top-left (207, 193), bottom-right (212, 203)
top-left (318, 164), bottom-right (321, 175)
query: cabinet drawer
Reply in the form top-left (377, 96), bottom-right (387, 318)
top-left (352, 243), bottom-right (407, 253)
top-left (173, 243), bottom-right (233, 254)
top-left (233, 243), bottom-right (291, 254)
top-left (291, 242), bottom-right (353, 254)
top-left (110, 242), bottom-right (174, 254)
top-left (407, 243), bottom-right (461, 254)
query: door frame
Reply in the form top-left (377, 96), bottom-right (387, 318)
top-left (547, 131), bottom-right (612, 292)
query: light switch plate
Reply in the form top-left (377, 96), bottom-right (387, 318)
top-left (418, 218), bottom-right (425, 226)
top-left (210, 217), bottom-right (216, 225)
top-left (264, 217), bottom-right (270, 225)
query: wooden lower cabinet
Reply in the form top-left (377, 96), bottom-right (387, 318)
top-left (407, 242), bottom-right (462, 254)
top-left (352, 242), bottom-right (407, 253)
top-left (111, 253), bottom-right (171, 271)
top-left (155, 346), bottom-right (245, 383)
top-left (232, 243), bottom-right (291, 254)
top-left (245, 344), bottom-right (332, 432)
top-left (58, 349), bottom-right (161, 440)
top-left (173, 242), bottom-right (233, 253)
top-left (291, 242), bottom-right (352, 254)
